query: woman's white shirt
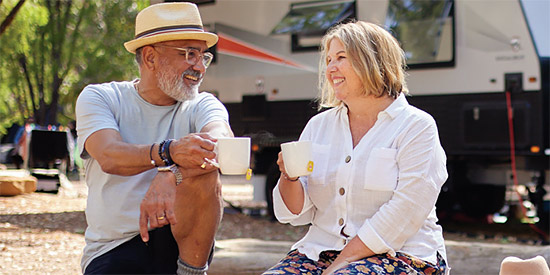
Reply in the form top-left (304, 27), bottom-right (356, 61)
top-left (273, 94), bottom-right (448, 265)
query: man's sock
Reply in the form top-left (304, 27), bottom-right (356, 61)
top-left (177, 257), bottom-right (207, 275)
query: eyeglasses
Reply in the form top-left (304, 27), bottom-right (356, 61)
top-left (152, 45), bottom-right (214, 68)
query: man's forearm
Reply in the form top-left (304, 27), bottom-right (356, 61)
top-left (85, 129), bottom-right (161, 176)
top-left (86, 122), bottom-right (233, 176)
top-left (92, 140), bottom-right (156, 176)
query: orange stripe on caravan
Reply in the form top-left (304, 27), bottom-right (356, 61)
top-left (217, 33), bottom-right (303, 69)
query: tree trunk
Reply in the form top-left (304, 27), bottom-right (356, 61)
top-left (14, 83), bottom-right (28, 121)
top-left (18, 54), bottom-right (36, 120)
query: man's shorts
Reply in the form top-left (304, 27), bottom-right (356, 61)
top-left (85, 225), bottom-right (214, 274)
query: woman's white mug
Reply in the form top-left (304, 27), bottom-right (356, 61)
top-left (216, 137), bottom-right (250, 175)
top-left (281, 140), bottom-right (314, 178)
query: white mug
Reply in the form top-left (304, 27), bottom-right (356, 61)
top-left (216, 137), bottom-right (250, 175)
top-left (281, 140), bottom-right (313, 178)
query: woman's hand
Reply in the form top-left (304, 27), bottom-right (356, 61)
top-left (322, 237), bottom-right (375, 274)
top-left (277, 151), bottom-right (299, 182)
top-left (322, 258), bottom-right (351, 275)
top-left (276, 151), bottom-right (305, 214)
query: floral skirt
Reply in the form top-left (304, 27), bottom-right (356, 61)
top-left (263, 249), bottom-right (447, 275)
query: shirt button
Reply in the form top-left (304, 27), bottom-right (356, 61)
top-left (339, 187), bottom-right (345, 196)
top-left (338, 218), bottom-right (344, 226)
top-left (345, 155), bottom-right (351, 163)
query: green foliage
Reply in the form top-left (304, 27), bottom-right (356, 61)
top-left (0, 0), bottom-right (45, 133)
top-left (0, 0), bottom-right (148, 134)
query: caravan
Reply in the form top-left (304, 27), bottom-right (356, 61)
top-left (196, 0), bottom-right (549, 234)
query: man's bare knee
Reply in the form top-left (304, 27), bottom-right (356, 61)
top-left (178, 171), bottom-right (221, 201)
top-left (172, 171), bottom-right (223, 266)
top-left (172, 170), bottom-right (223, 237)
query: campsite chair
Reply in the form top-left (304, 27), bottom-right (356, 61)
top-left (26, 129), bottom-right (70, 192)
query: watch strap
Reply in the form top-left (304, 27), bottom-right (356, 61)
top-left (157, 164), bottom-right (183, 186)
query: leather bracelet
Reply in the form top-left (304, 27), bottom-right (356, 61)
top-left (149, 143), bottom-right (157, 167)
top-left (164, 139), bottom-right (175, 165)
top-left (282, 172), bottom-right (299, 182)
top-left (159, 139), bottom-right (174, 166)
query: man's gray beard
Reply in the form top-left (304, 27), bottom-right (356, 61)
top-left (156, 67), bottom-right (201, 102)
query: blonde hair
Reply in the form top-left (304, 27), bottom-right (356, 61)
top-left (318, 21), bottom-right (408, 108)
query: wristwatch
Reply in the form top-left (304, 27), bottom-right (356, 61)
top-left (157, 164), bottom-right (183, 186)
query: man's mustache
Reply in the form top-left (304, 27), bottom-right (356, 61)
top-left (183, 69), bottom-right (201, 81)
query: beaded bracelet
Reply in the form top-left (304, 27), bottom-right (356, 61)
top-left (158, 140), bottom-right (169, 166)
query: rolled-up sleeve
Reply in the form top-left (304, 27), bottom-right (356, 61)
top-left (272, 119), bottom-right (318, 226)
top-left (356, 117), bottom-right (448, 254)
top-left (272, 180), bottom-right (315, 226)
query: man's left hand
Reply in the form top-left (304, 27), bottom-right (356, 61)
top-left (170, 133), bottom-right (217, 172)
top-left (139, 171), bottom-right (178, 242)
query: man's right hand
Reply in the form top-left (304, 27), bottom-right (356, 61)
top-left (139, 171), bottom-right (177, 242)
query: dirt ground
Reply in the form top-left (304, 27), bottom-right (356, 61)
top-left (0, 179), bottom-right (546, 275)
top-left (0, 180), bottom-right (309, 275)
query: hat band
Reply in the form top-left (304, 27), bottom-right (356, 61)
top-left (135, 25), bottom-right (205, 39)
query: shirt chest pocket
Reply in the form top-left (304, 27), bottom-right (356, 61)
top-left (362, 147), bottom-right (398, 191)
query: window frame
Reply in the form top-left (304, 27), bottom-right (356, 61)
top-left (386, 0), bottom-right (456, 69)
top-left (271, 0), bottom-right (357, 52)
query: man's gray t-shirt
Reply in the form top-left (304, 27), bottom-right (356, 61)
top-left (75, 80), bottom-right (229, 272)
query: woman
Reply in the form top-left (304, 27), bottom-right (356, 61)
top-left (263, 21), bottom-right (449, 275)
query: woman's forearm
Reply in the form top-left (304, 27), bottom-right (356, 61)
top-left (323, 237), bottom-right (375, 274)
top-left (277, 178), bottom-right (305, 214)
top-left (339, 237), bottom-right (374, 262)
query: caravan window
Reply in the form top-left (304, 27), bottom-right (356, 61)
top-left (272, 0), bottom-right (355, 52)
top-left (385, 0), bottom-right (455, 68)
top-left (272, 0), bottom-right (355, 36)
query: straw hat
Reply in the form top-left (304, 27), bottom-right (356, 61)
top-left (124, 2), bottom-right (218, 54)
top-left (499, 256), bottom-right (550, 275)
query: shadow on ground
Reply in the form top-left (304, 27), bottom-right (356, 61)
top-left (0, 211), bottom-right (86, 234)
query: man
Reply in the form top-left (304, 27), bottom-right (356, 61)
top-left (75, 3), bottom-right (232, 274)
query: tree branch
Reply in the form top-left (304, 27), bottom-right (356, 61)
top-left (18, 54), bottom-right (35, 119)
top-left (14, 80), bottom-right (28, 120)
top-left (61, 1), bottom-right (89, 80)
top-left (0, 0), bottom-right (27, 36)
